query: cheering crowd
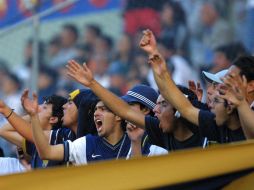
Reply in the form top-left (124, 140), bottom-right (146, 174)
top-left (0, 0), bottom-right (254, 176)
top-left (0, 28), bottom-right (253, 175)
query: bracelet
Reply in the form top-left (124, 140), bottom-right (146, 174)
top-left (6, 109), bottom-right (14, 119)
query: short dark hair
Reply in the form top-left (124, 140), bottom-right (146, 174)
top-left (6, 71), bottom-right (22, 90)
top-left (233, 56), bottom-right (254, 82)
top-left (85, 24), bottom-right (101, 36)
top-left (215, 42), bottom-right (248, 62)
top-left (63, 24), bottom-right (79, 40)
top-left (43, 95), bottom-right (67, 129)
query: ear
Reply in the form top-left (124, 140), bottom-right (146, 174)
top-left (114, 115), bottom-right (122, 122)
top-left (141, 106), bottom-right (150, 115)
top-left (247, 80), bottom-right (254, 93)
top-left (226, 104), bottom-right (236, 115)
top-left (49, 116), bottom-right (59, 125)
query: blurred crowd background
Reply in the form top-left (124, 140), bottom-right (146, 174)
top-left (0, 0), bottom-right (253, 156)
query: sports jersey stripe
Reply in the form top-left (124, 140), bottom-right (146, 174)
top-left (54, 129), bottom-right (60, 145)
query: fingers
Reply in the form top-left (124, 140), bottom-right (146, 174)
top-left (21, 89), bottom-right (29, 102)
top-left (140, 29), bottom-right (152, 47)
top-left (143, 29), bottom-right (152, 35)
top-left (66, 64), bottom-right (78, 76)
top-left (221, 75), bottom-right (235, 89)
top-left (82, 62), bottom-right (89, 71)
top-left (32, 92), bottom-right (38, 102)
top-left (242, 75), bottom-right (247, 87)
top-left (217, 84), bottom-right (228, 95)
top-left (140, 36), bottom-right (150, 47)
top-left (197, 82), bottom-right (201, 89)
top-left (222, 72), bottom-right (247, 98)
top-left (68, 60), bottom-right (81, 71)
top-left (188, 80), bottom-right (196, 90)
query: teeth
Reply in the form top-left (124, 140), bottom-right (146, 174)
top-left (95, 119), bottom-right (102, 125)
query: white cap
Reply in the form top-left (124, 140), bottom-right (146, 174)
top-left (202, 69), bottom-right (228, 84)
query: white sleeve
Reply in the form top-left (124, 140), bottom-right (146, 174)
top-left (148, 145), bottom-right (168, 157)
top-left (0, 157), bottom-right (26, 175)
top-left (67, 136), bottom-right (87, 165)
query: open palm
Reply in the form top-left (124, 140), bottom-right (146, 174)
top-left (21, 89), bottom-right (38, 116)
top-left (220, 73), bottom-right (247, 106)
top-left (67, 60), bottom-right (94, 87)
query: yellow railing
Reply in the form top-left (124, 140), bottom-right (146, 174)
top-left (1, 140), bottom-right (254, 190)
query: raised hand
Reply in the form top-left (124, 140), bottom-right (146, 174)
top-left (148, 53), bottom-right (168, 76)
top-left (188, 80), bottom-right (203, 101)
top-left (139, 29), bottom-right (158, 55)
top-left (21, 89), bottom-right (38, 116)
top-left (219, 73), bottom-right (247, 107)
top-left (126, 122), bottom-right (144, 142)
top-left (66, 60), bottom-right (94, 87)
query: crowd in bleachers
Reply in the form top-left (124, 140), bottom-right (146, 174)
top-left (0, 0), bottom-right (254, 176)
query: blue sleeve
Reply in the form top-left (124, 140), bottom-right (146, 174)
top-left (63, 141), bottom-right (70, 162)
top-left (50, 128), bottom-right (76, 145)
top-left (24, 140), bottom-right (34, 156)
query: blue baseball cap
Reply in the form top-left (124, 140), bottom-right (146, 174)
top-left (121, 84), bottom-right (158, 110)
top-left (69, 89), bottom-right (96, 109)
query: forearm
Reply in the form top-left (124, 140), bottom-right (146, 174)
top-left (0, 124), bottom-right (23, 147)
top-left (130, 141), bottom-right (142, 158)
top-left (30, 114), bottom-right (63, 160)
top-left (88, 80), bottom-right (145, 128)
top-left (2, 106), bottom-right (33, 142)
top-left (237, 101), bottom-right (254, 139)
top-left (30, 114), bottom-right (51, 159)
top-left (151, 55), bottom-right (199, 125)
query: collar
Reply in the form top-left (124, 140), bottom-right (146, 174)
top-left (250, 101), bottom-right (254, 109)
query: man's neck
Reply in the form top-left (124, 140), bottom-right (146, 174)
top-left (105, 128), bottom-right (124, 145)
top-left (69, 124), bottom-right (78, 135)
top-left (227, 114), bottom-right (241, 131)
top-left (173, 123), bottom-right (193, 142)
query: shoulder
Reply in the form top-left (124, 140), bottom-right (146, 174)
top-left (199, 109), bottom-right (215, 120)
top-left (50, 128), bottom-right (76, 145)
top-left (145, 115), bottom-right (159, 128)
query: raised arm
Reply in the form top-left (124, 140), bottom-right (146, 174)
top-left (66, 60), bottom-right (146, 129)
top-left (140, 30), bottom-right (200, 126)
top-left (220, 73), bottom-right (254, 139)
top-left (0, 123), bottom-right (23, 147)
top-left (126, 123), bottom-right (144, 158)
top-left (0, 100), bottom-right (34, 142)
top-left (21, 90), bottom-right (64, 161)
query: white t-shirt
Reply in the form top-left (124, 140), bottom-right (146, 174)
top-left (0, 157), bottom-right (26, 175)
top-left (126, 145), bottom-right (168, 159)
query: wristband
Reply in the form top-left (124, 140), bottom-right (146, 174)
top-left (6, 109), bottom-right (14, 119)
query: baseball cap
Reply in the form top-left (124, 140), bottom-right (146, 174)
top-left (202, 69), bottom-right (228, 84)
top-left (68, 89), bottom-right (93, 109)
top-left (121, 84), bottom-right (158, 110)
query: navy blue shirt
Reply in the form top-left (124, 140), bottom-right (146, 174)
top-left (25, 128), bottom-right (76, 168)
top-left (145, 115), bottom-right (204, 151)
top-left (63, 133), bottom-right (167, 165)
top-left (198, 110), bottom-right (246, 144)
